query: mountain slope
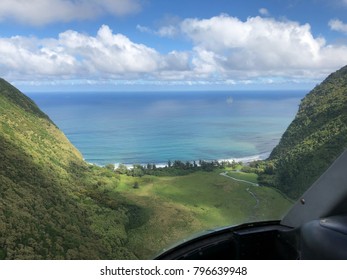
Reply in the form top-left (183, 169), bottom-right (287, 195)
top-left (268, 66), bottom-right (347, 199)
top-left (0, 79), bottom-right (136, 259)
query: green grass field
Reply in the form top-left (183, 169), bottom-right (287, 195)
top-left (108, 169), bottom-right (293, 259)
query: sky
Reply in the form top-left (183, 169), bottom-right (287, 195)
top-left (2, 0), bottom-right (347, 92)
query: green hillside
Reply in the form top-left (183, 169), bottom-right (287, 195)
top-left (0, 79), bottom-right (137, 259)
top-left (267, 66), bottom-right (347, 199)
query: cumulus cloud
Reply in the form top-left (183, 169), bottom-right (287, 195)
top-left (0, 0), bottom-right (141, 25)
top-left (329, 19), bottom-right (347, 34)
top-left (0, 36), bottom-right (78, 79)
top-left (180, 15), bottom-right (347, 79)
top-left (59, 25), bottom-right (161, 74)
top-left (0, 25), bottom-right (190, 81)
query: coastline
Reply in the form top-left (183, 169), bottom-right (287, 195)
top-left (31, 90), bottom-right (301, 172)
top-left (110, 152), bottom-right (270, 169)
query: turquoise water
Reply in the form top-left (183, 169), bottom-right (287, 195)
top-left (29, 91), bottom-right (305, 165)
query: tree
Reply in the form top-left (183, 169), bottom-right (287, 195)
top-left (105, 164), bottom-right (115, 171)
top-left (132, 165), bottom-right (144, 177)
top-left (116, 164), bottom-right (128, 174)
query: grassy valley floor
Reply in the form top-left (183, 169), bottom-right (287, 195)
top-left (105, 169), bottom-right (292, 259)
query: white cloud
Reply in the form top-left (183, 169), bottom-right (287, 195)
top-left (0, 25), bottom-right (190, 81)
top-left (180, 15), bottom-right (347, 79)
top-left (259, 8), bottom-right (270, 16)
top-left (0, 36), bottom-right (78, 79)
top-left (136, 24), bottom-right (153, 34)
top-left (136, 24), bottom-right (179, 38)
top-left (329, 19), bottom-right (347, 34)
top-left (0, 0), bottom-right (141, 25)
top-left (157, 25), bottom-right (179, 38)
top-left (136, 15), bottom-right (347, 82)
top-left (59, 25), bottom-right (161, 75)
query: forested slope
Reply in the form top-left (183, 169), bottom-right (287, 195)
top-left (268, 66), bottom-right (347, 198)
top-left (0, 78), bottom-right (137, 259)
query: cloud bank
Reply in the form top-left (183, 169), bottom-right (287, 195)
top-left (2, 15), bottom-right (347, 87)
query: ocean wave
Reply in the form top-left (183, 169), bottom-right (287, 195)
top-left (110, 152), bottom-right (270, 169)
top-left (218, 152), bottom-right (270, 163)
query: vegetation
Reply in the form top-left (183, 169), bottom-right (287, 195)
top-left (116, 160), bottom-right (239, 177)
top-left (265, 66), bottom-right (347, 199)
top-left (0, 79), bottom-right (137, 259)
top-left (113, 170), bottom-right (291, 258)
top-left (0, 78), bottom-right (292, 259)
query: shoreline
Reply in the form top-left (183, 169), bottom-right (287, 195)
top-left (104, 152), bottom-right (271, 169)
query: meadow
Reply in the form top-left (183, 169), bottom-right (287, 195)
top-left (110, 169), bottom-right (292, 259)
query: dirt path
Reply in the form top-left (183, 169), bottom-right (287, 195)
top-left (219, 172), bottom-right (259, 186)
top-left (220, 172), bottom-right (259, 208)
top-left (246, 187), bottom-right (259, 208)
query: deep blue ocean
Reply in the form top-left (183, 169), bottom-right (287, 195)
top-left (28, 91), bottom-right (306, 166)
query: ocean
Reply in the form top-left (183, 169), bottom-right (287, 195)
top-left (28, 90), bottom-right (306, 166)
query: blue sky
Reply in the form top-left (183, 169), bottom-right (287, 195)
top-left (1, 0), bottom-right (347, 92)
